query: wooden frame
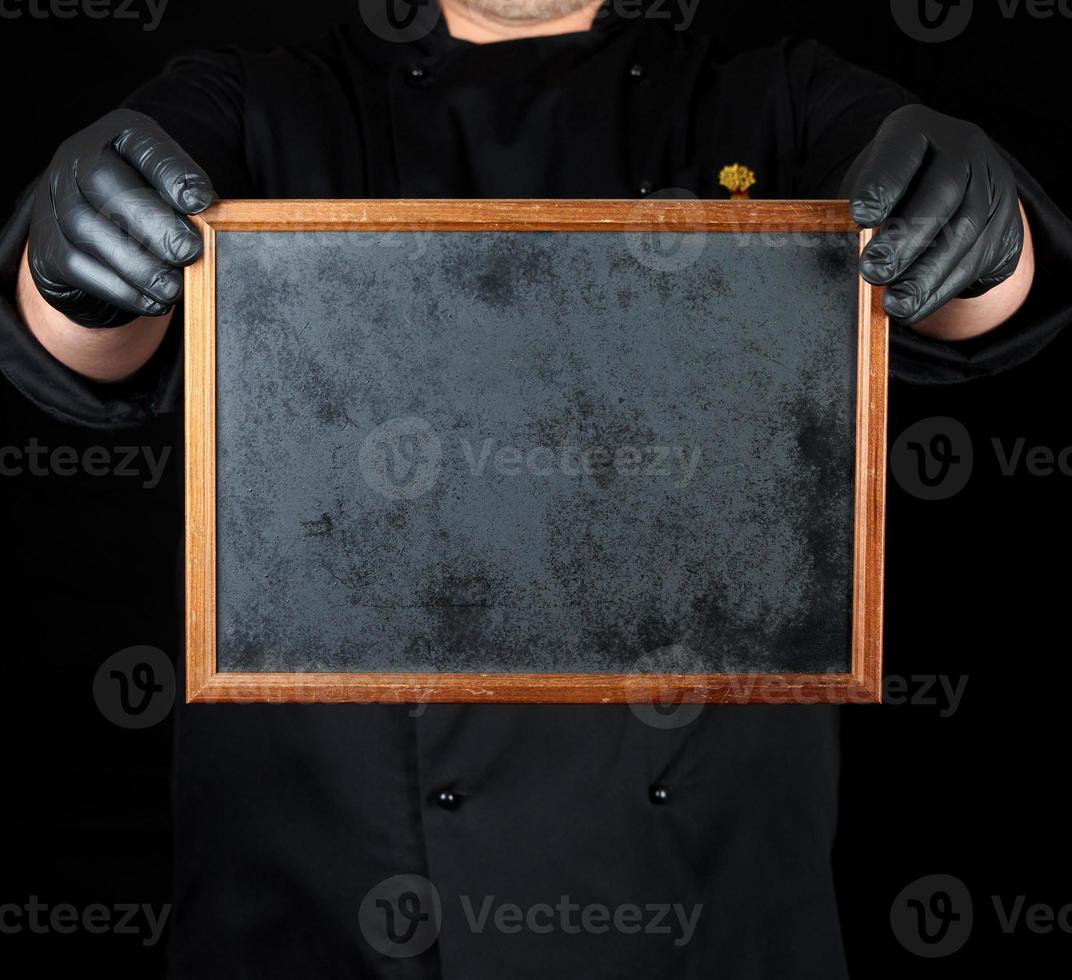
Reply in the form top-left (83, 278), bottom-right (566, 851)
top-left (185, 200), bottom-right (887, 705)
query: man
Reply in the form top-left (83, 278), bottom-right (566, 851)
top-left (1, 0), bottom-right (1069, 976)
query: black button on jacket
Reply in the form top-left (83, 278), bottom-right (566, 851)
top-left (1, 8), bottom-right (1071, 979)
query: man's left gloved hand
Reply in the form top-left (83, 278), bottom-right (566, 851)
top-left (844, 104), bottom-right (1024, 327)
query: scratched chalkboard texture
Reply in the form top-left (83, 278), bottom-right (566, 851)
top-left (214, 229), bottom-right (858, 674)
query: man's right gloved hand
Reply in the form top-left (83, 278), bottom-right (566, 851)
top-left (27, 108), bottom-right (215, 328)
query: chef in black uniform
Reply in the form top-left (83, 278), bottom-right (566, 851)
top-left (2, 1), bottom-right (1071, 977)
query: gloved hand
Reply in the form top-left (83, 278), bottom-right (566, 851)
top-left (27, 108), bottom-right (215, 328)
top-left (844, 104), bottom-right (1024, 327)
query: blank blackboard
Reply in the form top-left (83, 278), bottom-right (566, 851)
top-left (185, 200), bottom-right (886, 704)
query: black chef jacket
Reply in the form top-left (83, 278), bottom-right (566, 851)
top-left (2, 7), bottom-right (1072, 979)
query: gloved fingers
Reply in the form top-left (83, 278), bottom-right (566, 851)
top-left (108, 111), bottom-right (215, 215)
top-left (29, 280), bottom-right (121, 328)
top-left (29, 221), bottom-right (170, 322)
top-left (859, 154), bottom-right (974, 285)
top-left (848, 110), bottom-right (930, 227)
top-left (882, 224), bottom-right (991, 326)
top-left (55, 189), bottom-right (184, 307)
top-left (956, 190), bottom-right (1024, 297)
top-left (69, 150), bottom-right (203, 266)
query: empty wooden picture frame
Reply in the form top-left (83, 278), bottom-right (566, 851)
top-left (185, 199), bottom-right (887, 704)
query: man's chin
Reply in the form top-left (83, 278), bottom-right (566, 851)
top-left (454, 0), bottom-right (600, 24)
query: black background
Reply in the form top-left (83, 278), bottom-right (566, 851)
top-left (1, 1), bottom-right (1070, 976)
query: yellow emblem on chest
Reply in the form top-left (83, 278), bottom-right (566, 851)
top-left (719, 163), bottom-right (756, 199)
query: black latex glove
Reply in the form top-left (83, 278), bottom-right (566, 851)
top-left (844, 104), bottom-right (1024, 327)
top-left (27, 109), bottom-right (215, 328)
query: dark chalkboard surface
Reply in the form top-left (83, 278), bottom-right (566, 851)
top-left (185, 201), bottom-right (886, 704)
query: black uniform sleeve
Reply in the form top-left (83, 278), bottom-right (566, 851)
top-left (0, 48), bottom-right (249, 429)
top-left (787, 40), bottom-right (1072, 384)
